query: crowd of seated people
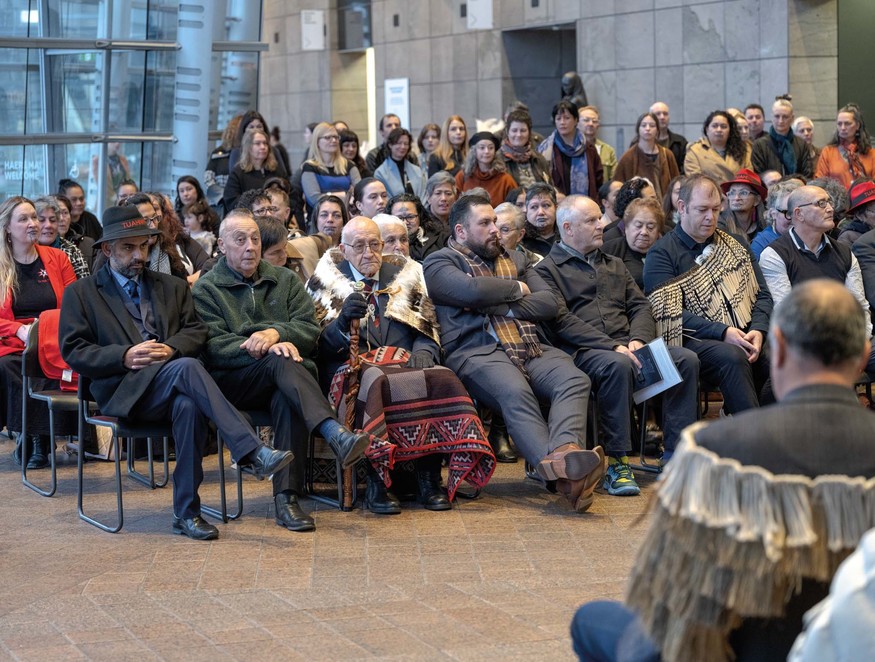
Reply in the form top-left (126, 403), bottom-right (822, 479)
top-left (3, 93), bottom-right (875, 556)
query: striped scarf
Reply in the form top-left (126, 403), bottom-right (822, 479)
top-left (649, 230), bottom-right (759, 347)
top-left (448, 238), bottom-right (542, 375)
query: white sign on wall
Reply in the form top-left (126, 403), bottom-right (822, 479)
top-left (301, 10), bottom-right (325, 51)
top-left (467, 0), bottom-right (493, 30)
top-left (384, 78), bottom-right (410, 130)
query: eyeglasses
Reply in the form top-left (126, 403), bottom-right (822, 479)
top-left (256, 205), bottom-right (280, 214)
top-left (320, 135), bottom-right (339, 142)
top-left (143, 215), bottom-right (160, 226)
top-left (395, 214), bottom-right (418, 222)
top-left (727, 189), bottom-right (754, 198)
top-left (343, 240), bottom-right (384, 254)
top-left (797, 198), bottom-right (832, 210)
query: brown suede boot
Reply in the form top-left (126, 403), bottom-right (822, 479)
top-left (536, 443), bottom-right (602, 482)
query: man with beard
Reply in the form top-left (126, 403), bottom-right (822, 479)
top-left (424, 194), bottom-right (603, 513)
top-left (60, 207), bottom-right (294, 540)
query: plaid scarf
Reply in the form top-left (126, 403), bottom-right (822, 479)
top-left (840, 139), bottom-right (866, 179)
top-left (649, 230), bottom-right (760, 347)
top-left (448, 238), bottom-right (542, 374)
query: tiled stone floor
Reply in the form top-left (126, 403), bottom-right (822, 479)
top-left (0, 436), bottom-right (660, 661)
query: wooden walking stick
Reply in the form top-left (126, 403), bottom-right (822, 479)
top-left (340, 287), bottom-right (365, 509)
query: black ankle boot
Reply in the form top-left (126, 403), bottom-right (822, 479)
top-left (11, 433), bottom-right (26, 467)
top-left (274, 492), bottom-right (315, 532)
top-left (488, 416), bottom-right (518, 463)
top-left (416, 467), bottom-right (451, 511)
top-left (27, 435), bottom-right (49, 470)
top-left (365, 473), bottom-right (401, 514)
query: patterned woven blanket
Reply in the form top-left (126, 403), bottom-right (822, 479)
top-left (329, 346), bottom-right (495, 500)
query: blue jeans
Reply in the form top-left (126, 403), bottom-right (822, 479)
top-left (571, 601), bottom-right (660, 661)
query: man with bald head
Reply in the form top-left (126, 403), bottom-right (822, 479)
top-left (536, 196), bottom-right (699, 494)
top-left (308, 216), bottom-right (494, 514)
top-left (650, 101), bottom-right (687, 174)
top-left (192, 209), bottom-right (369, 533)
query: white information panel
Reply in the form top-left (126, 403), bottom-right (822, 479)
top-left (301, 10), bottom-right (325, 51)
top-left (384, 78), bottom-right (410, 130)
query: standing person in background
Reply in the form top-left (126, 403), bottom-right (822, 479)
top-left (365, 113), bottom-right (403, 174)
top-left (58, 179), bottom-right (102, 241)
top-left (205, 113), bottom-right (243, 211)
top-left (578, 106), bottom-right (617, 181)
top-left (455, 132), bottom-right (518, 206)
top-left (223, 128), bottom-right (289, 211)
top-left (298, 122), bottom-right (361, 212)
top-left (374, 128), bottom-right (427, 198)
top-left (746, 103), bottom-right (766, 142)
top-left (91, 141), bottom-right (131, 208)
top-left (684, 110), bottom-right (752, 182)
top-left (614, 112), bottom-right (679, 199)
top-left (793, 116), bottom-right (820, 167)
top-left (227, 110), bottom-right (282, 173)
top-left (815, 104), bottom-right (875, 188)
top-left (751, 96), bottom-right (814, 178)
top-left (650, 101), bottom-right (688, 174)
top-left (417, 123), bottom-right (441, 172)
top-left (339, 129), bottom-right (371, 178)
top-left (428, 115), bottom-right (468, 177)
top-left (539, 100), bottom-right (603, 199)
top-left (500, 110), bottom-right (550, 189)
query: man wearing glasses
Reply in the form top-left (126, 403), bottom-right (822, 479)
top-left (307, 216), bottom-right (495, 515)
top-left (759, 186), bottom-right (873, 335)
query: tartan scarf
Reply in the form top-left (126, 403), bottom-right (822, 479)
top-left (649, 230), bottom-right (760, 347)
top-left (448, 237), bottom-right (542, 374)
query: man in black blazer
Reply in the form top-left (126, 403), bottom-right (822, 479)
top-left (536, 195), bottom-right (699, 496)
top-left (424, 194), bottom-right (604, 513)
top-left (572, 279), bottom-right (875, 661)
top-left (60, 206), bottom-right (293, 541)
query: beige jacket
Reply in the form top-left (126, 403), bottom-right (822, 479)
top-left (684, 138), bottom-right (752, 183)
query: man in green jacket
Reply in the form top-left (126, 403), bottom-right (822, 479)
top-left (192, 209), bottom-right (369, 532)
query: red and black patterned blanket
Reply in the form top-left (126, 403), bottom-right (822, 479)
top-left (329, 347), bottom-right (495, 500)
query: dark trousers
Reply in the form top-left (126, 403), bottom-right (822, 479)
top-left (574, 346), bottom-right (699, 455)
top-left (571, 600), bottom-right (660, 661)
top-left (134, 358), bottom-right (261, 519)
top-left (455, 346), bottom-right (591, 467)
top-left (685, 338), bottom-right (770, 415)
top-left (213, 353), bottom-right (335, 496)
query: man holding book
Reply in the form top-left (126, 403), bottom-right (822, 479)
top-left (536, 195), bottom-right (700, 495)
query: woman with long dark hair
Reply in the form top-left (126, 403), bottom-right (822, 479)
top-left (613, 111), bottom-right (679, 199)
top-left (684, 110), bottom-right (752, 182)
top-left (815, 103), bottom-right (875, 188)
top-left (374, 128), bottom-right (427, 198)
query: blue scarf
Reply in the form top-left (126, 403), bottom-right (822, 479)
top-left (545, 130), bottom-right (589, 196)
top-left (769, 126), bottom-right (797, 174)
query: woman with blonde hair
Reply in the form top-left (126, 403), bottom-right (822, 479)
top-left (0, 196), bottom-right (76, 469)
top-left (299, 122), bottom-right (361, 211)
top-left (222, 127), bottom-right (289, 210)
top-left (427, 115), bottom-right (468, 177)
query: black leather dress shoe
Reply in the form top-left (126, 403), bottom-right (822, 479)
top-left (488, 419), bottom-right (518, 463)
top-left (365, 475), bottom-right (401, 514)
top-left (27, 436), bottom-right (49, 470)
top-left (172, 515), bottom-right (219, 540)
top-left (417, 469), bottom-right (451, 511)
top-left (239, 446), bottom-right (294, 480)
top-left (275, 492), bottom-right (315, 532)
top-left (326, 426), bottom-right (370, 469)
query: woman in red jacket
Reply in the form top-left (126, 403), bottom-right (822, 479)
top-left (0, 196), bottom-right (76, 469)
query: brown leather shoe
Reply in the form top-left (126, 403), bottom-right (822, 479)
top-left (536, 443), bottom-right (603, 482)
top-left (556, 446), bottom-right (606, 513)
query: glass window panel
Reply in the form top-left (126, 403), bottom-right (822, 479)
top-left (139, 141), bottom-right (174, 198)
top-left (41, 50), bottom-right (102, 134)
top-left (209, 50), bottom-right (260, 133)
top-left (223, 0), bottom-right (261, 42)
top-left (41, 0), bottom-right (105, 40)
top-left (108, 50), bottom-right (146, 133)
top-left (147, 0), bottom-right (177, 41)
top-left (0, 0), bottom-right (35, 39)
top-left (0, 48), bottom-right (28, 135)
top-left (142, 50), bottom-right (175, 133)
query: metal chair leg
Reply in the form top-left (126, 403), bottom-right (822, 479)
top-left (202, 431), bottom-right (243, 522)
top-left (22, 411), bottom-right (58, 497)
top-left (629, 401), bottom-right (661, 475)
top-left (126, 437), bottom-right (170, 489)
top-left (77, 415), bottom-right (123, 533)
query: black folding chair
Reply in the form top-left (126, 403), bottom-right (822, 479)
top-left (77, 376), bottom-right (171, 533)
top-left (201, 409), bottom-right (272, 523)
top-left (20, 319), bottom-right (80, 497)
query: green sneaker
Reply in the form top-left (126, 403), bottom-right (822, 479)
top-left (603, 458), bottom-right (640, 496)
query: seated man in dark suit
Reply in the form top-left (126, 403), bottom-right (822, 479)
top-left (192, 209), bottom-right (369, 533)
top-left (537, 195), bottom-right (699, 496)
top-left (308, 216), bottom-right (494, 515)
top-left (571, 279), bottom-right (875, 661)
top-left (60, 207), bottom-right (294, 541)
top-left (424, 194), bottom-right (604, 513)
